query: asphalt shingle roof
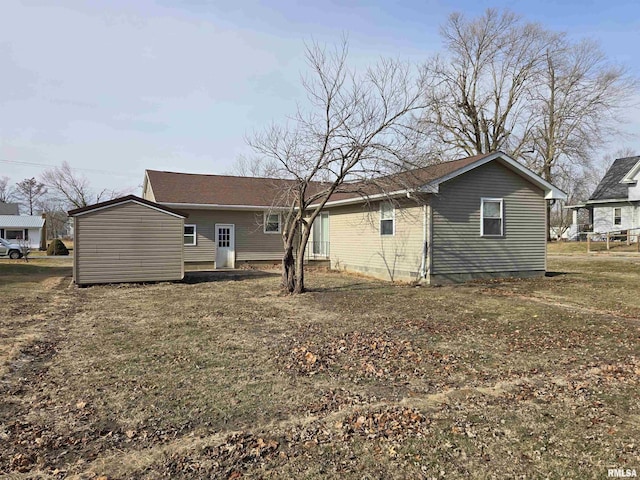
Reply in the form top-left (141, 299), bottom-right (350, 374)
top-left (146, 153), bottom-right (493, 207)
top-left (589, 156), bottom-right (640, 201)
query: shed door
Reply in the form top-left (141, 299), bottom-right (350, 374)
top-left (215, 224), bottom-right (235, 268)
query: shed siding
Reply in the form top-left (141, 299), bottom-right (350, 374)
top-left (75, 202), bottom-right (184, 284)
top-left (431, 161), bottom-right (546, 278)
top-left (181, 209), bottom-right (282, 263)
top-left (328, 198), bottom-right (425, 281)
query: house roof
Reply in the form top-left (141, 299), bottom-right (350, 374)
top-left (145, 170), bottom-right (305, 207)
top-left (588, 156), bottom-right (639, 201)
top-left (321, 152), bottom-right (566, 205)
top-left (145, 152), bottom-right (566, 209)
top-left (0, 203), bottom-right (19, 215)
top-left (324, 154), bottom-right (492, 204)
top-left (0, 215), bottom-right (45, 228)
top-left (68, 195), bottom-right (188, 218)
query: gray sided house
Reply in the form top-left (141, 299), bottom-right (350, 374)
top-left (577, 156), bottom-right (640, 237)
top-left (142, 171), bottom-right (293, 268)
top-left (143, 152), bottom-right (565, 284)
top-left (318, 152), bottom-right (565, 283)
top-left (69, 196), bottom-right (186, 285)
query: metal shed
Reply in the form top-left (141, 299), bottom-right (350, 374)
top-left (68, 195), bottom-right (187, 285)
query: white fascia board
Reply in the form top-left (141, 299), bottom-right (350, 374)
top-left (311, 189), bottom-right (410, 209)
top-left (72, 200), bottom-right (186, 218)
top-left (160, 202), bottom-right (289, 211)
top-left (428, 152), bottom-right (567, 200)
top-left (621, 159), bottom-right (640, 183)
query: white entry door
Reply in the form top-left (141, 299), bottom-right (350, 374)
top-left (215, 224), bottom-right (235, 268)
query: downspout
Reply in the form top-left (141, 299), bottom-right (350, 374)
top-left (420, 203), bottom-right (427, 279)
top-left (420, 201), bottom-right (432, 283)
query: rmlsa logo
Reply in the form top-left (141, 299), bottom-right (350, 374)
top-left (608, 469), bottom-right (637, 478)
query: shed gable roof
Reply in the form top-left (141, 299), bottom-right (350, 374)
top-left (68, 195), bottom-right (188, 218)
top-left (588, 156), bottom-right (639, 201)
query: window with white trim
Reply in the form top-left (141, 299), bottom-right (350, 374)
top-left (184, 224), bottom-right (196, 246)
top-left (380, 201), bottom-right (394, 236)
top-left (481, 198), bottom-right (503, 236)
top-left (613, 207), bottom-right (622, 226)
top-left (264, 213), bottom-right (281, 234)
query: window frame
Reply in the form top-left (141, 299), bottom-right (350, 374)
top-left (184, 224), bottom-right (197, 246)
top-left (380, 201), bottom-right (395, 236)
top-left (613, 207), bottom-right (622, 226)
top-left (480, 198), bottom-right (504, 237)
top-left (5, 229), bottom-right (25, 241)
top-left (263, 212), bottom-right (281, 234)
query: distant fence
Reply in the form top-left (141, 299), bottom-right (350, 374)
top-left (587, 228), bottom-right (640, 253)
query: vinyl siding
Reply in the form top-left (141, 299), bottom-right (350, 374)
top-left (74, 202), bottom-right (184, 284)
top-left (431, 161), bottom-right (546, 277)
top-left (181, 209), bottom-right (283, 263)
top-left (592, 204), bottom-right (638, 233)
top-left (328, 198), bottom-right (425, 281)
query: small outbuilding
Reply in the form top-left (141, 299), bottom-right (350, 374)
top-left (68, 195), bottom-right (187, 285)
top-left (0, 214), bottom-right (46, 250)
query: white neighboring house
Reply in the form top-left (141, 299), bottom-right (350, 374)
top-left (567, 156), bottom-right (640, 240)
top-left (0, 215), bottom-right (46, 249)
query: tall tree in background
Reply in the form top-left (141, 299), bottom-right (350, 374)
top-left (249, 40), bottom-right (428, 293)
top-left (15, 178), bottom-right (47, 214)
top-left (524, 39), bottom-right (636, 183)
top-left (41, 161), bottom-right (122, 209)
top-left (422, 9), bottom-right (551, 158)
top-left (0, 176), bottom-right (16, 203)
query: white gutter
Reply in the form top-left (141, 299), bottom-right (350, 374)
top-left (160, 202), bottom-right (290, 211)
top-left (308, 189), bottom-right (410, 209)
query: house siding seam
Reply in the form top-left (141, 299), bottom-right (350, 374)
top-left (180, 209), bottom-right (283, 263)
top-left (431, 161), bottom-right (546, 275)
top-left (327, 198), bottom-right (426, 282)
top-left (75, 202), bottom-right (184, 284)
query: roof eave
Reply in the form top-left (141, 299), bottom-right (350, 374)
top-left (620, 159), bottom-right (640, 183)
top-left (159, 202), bottom-right (290, 211)
top-left (425, 152), bottom-right (567, 200)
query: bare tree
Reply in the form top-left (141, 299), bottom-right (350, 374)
top-left (421, 9), bottom-right (552, 158)
top-left (15, 178), bottom-right (47, 215)
top-left (522, 38), bottom-right (637, 238)
top-left (41, 161), bottom-right (123, 209)
top-left (230, 155), bottom-right (282, 178)
top-left (525, 39), bottom-right (636, 183)
top-left (249, 40), bottom-right (428, 293)
top-left (0, 176), bottom-right (16, 203)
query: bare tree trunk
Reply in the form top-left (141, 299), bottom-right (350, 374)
top-left (293, 225), bottom-right (312, 294)
top-left (282, 243), bottom-right (295, 293)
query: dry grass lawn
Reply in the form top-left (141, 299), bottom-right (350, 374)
top-left (0, 255), bottom-right (638, 479)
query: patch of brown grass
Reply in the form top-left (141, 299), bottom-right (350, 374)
top-left (0, 257), bottom-right (638, 478)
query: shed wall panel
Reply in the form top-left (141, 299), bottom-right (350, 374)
top-left (75, 201), bottom-right (184, 284)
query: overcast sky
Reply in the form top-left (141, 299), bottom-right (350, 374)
top-left (1, 0), bottom-right (639, 195)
